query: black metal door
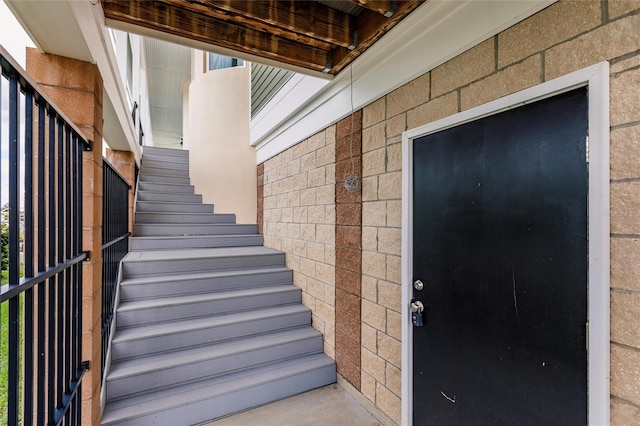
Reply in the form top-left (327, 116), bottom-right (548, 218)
top-left (411, 88), bottom-right (588, 425)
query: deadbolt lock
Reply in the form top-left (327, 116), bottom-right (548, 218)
top-left (413, 279), bottom-right (424, 291)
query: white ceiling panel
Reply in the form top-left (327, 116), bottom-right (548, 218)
top-left (144, 37), bottom-right (190, 145)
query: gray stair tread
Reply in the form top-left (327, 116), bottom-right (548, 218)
top-left (135, 212), bottom-right (234, 222)
top-left (140, 167), bottom-right (189, 175)
top-left (135, 210), bottom-right (219, 215)
top-left (108, 327), bottom-right (320, 381)
top-left (138, 182), bottom-right (194, 189)
top-left (130, 234), bottom-right (258, 242)
top-left (130, 235), bottom-right (263, 250)
top-left (140, 167), bottom-right (189, 174)
top-left (138, 173), bottom-right (190, 181)
top-left (101, 353), bottom-right (335, 424)
top-left (143, 146), bottom-right (188, 155)
top-left (135, 200), bottom-right (208, 207)
top-left (118, 285), bottom-right (298, 312)
top-left (142, 153), bottom-right (189, 162)
top-left (123, 246), bottom-right (282, 263)
top-left (136, 192), bottom-right (202, 202)
top-left (140, 161), bottom-right (189, 168)
top-left (112, 304), bottom-right (310, 343)
top-left (120, 266), bottom-right (291, 286)
top-left (133, 223), bottom-right (257, 233)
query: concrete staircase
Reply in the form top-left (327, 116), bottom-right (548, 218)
top-left (101, 146), bottom-right (336, 426)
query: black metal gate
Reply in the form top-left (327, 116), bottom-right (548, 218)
top-left (1, 46), bottom-right (90, 426)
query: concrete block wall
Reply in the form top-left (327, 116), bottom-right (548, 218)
top-left (260, 1), bottom-right (640, 423)
top-left (335, 112), bottom-right (363, 390)
top-left (260, 126), bottom-right (338, 358)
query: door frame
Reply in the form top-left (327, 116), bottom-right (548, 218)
top-left (401, 62), bottom-right (610, 425)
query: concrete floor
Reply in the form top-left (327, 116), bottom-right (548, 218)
top-left (202, 383), bottom-right (383, 426)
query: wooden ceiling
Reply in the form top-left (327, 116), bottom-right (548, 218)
top-left (102, 0), bottom-right (426, 76)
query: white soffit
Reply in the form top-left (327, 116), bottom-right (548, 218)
top-left (5, 0), bottom-right (92, 63)
top-left (6, 0), bottom-right (140, 159)
top-left (144, 38), bottom-right (191, 146)
top-left (252, 0), bottom-right (556, 164)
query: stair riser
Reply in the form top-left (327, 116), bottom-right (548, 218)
top-left (103, 360), bottom-right (336, 426)
top-left (136, 192), bottom-right (202, 203)
top-left (107, 335), bottom-right (322, 401)
top-left (117, 288), bottom-right (301, 327)
top-left (131, 235), bottom-right (263, 250)
top-left (133, 223), bottom-right (258, 236)
top-left (120, 269), bottom-right (292, 300)
top-left (141, 161), bottom-right (189, 171)
top-left (111, 310), bottom-right (311, 361)
top-left (138, 182), bottom-right (194, 194)
top-left (139, 174), bottom-right (191, 185)
top-left (135, 202), bottom-right (213, 214)
top-left (140, 166), bottom-right (189, 177)
top-left (122, 253), bottom-right (285, 278)
top-left (135, 212), bottom-right (235, 224)
top-left (142, 153), bottom-right (189, 164)
top-left (143, 147), bottom-right (189, 158)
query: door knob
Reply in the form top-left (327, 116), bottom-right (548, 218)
top-left (411, 300), bottom-right (424, 313)
top-left (411, 300), bottom-right (425, 327)
top-left (414, 279), bottom-right (424, 291)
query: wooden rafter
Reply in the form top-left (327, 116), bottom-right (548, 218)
top-left (102, 0), bottom-right (330, 72)
top-left (101, 0), bottom-right (426, 76)
top-left (331, 0), bottom-right (424, 74)
top-left (164, 0), bottom-right (357, 50)
top-left (347, 0), bottom-right (396, 17)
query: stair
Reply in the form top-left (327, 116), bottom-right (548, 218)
top-left (101, 146), bottom-right (336, 426)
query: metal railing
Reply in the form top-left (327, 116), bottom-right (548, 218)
top-left (1, 47), bottom-right (90, 425)
top-left (101, 160), bottom-right (130, 379)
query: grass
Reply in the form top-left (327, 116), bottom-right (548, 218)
top-left (1, 267), bottom-right (23, 426)
top-left (1, 270), bottom-right (10, 425)
top-left (1, 298), bottom-right (9, 425)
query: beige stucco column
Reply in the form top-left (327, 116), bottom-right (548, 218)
top-left (26, 48), bottom-right (104, 426)
top-left (185, 63), bottom-right (256, 224)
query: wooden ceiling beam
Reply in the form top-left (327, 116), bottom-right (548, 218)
top-left (347, 0), bottom-right (396, 17)
top-left (330, 0), bottom-right (424, 74)
top-left (160, 0), bottom-right (356, 50)
top-left (102, 0), bottom-right (330, 73)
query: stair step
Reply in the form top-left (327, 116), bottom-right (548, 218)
top-left (140, 165), bottom-right (189, 177)
top-left (135, 201), bottom-right (213, 214)
top-left (106, 327), bottom-right (322, 401)
top-left (111, 304), bottom-right (311, 360)
top-left (133, 223), bottom-right (257, 236)
top-left (143, 146), bottom-right (189, 158)
top-left (119, 266), bottom-right (292, 300)
top-left (138, 173), bottom-right (191, 185)
top-left (101, 353), bottom-right (336, 426)
top-left (135, 212), bottom-right (235, 224)
top-left (141, 161), bottom-right (189, 172)
top-left (136, 191), bottom-right (202, 203)
top-left (130, 234), bottom-right (263, 250)
top-left (138, 182), bottom-right (195, 194)
top-left (142, 152), bottom-right (189, 164)
top-left (142, 156), bottom-right (190, 167)
top-left (122, 246), bottom-right (285, 278)
top-left (117, 285), bottom-right (301, 327)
